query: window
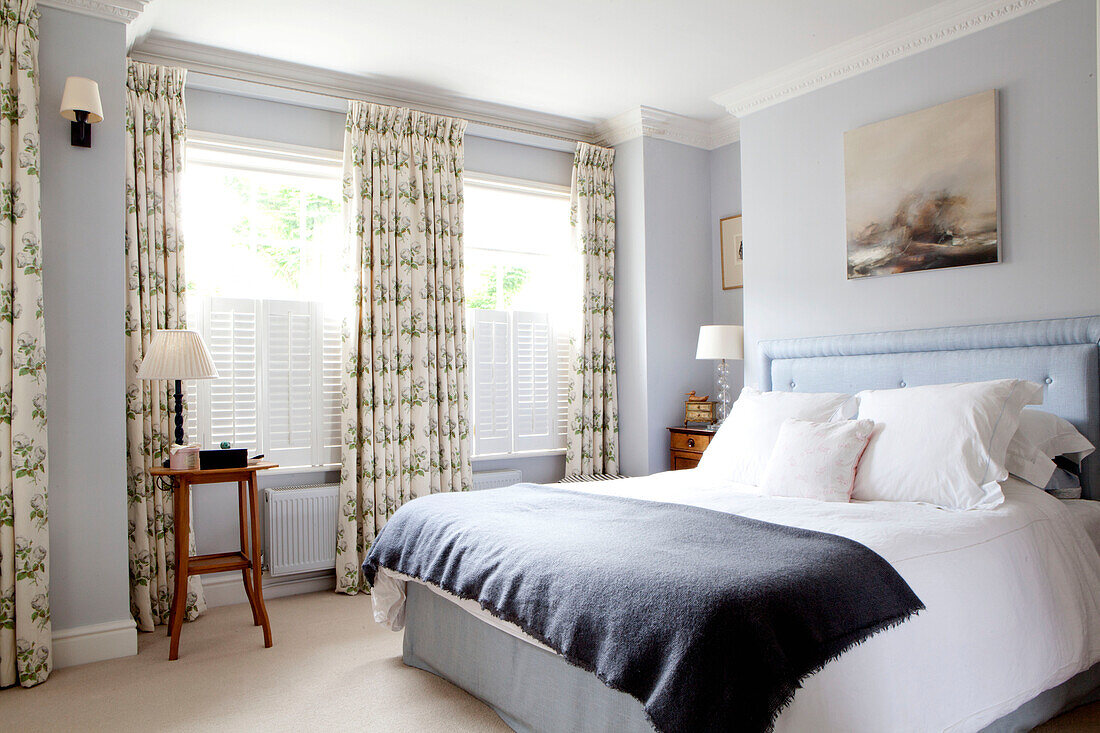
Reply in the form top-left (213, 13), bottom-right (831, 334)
top-left (183, 133), bottom-right (345, 469)
top-left (464, 174), bottom-right (578, 456)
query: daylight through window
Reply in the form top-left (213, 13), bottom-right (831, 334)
top-left (464, 175), bottom-right (578, 457)
top-left (183, 134), bottom-right (344, 469)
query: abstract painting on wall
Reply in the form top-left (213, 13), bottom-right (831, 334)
top-left (844, 89), bottom-right (999, 279)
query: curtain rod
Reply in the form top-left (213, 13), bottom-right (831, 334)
top-left (161, 61), bottom-right (589, 148)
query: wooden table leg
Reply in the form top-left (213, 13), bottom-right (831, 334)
top-left (247, 472), bottom-right (272, 648)
top-left (238, 480), bottom-right (261, 626)
top-left (168, 477), bottom-right (190, 661)
top-left (165, 478), bottom-right (174, 637)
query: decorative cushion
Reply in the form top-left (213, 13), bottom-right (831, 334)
top-left (759, 418), bottom-right (876, 502)
top-left (698, 387), bottom-right (853, 486)
top-left (852, 379), bottom-right (1043, 510)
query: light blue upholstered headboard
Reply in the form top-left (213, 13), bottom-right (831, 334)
top-left (756, 316), bottom-right (1100, 500)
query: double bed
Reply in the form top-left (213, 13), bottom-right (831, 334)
top-left (370, 316), bottom-right (1100, 732)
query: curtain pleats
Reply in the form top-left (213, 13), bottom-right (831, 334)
top-left (0, 0), bottom-right (50, 689)
top-left (336, 101), bottom-right (472, 594)
top-left (123, 59), bottom-right (205, 631)
top-left (565, 142), bottom-right (619, 476)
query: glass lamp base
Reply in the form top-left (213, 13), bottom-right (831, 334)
top-left (716, 359), bottom-right (731, 422)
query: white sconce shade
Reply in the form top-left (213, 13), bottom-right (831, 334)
top-left (60, 76), bottom-right (103, 123)
top-left (137, 330), bottom-right (219, 381)
top-left (696, 325), bottom-right (744, 361)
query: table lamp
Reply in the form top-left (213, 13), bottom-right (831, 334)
top-left (696, 325), bottom-right (744, 422)
top-left (137, 330), bottom-right (219, 445)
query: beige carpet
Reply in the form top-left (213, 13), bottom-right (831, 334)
top-left (5, 590), bottom-right (1099, 731)
top-left (4, 592), bottom-right (509, 732)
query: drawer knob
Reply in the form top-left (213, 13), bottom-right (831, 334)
top-left (687, 438), bottom-right (695, 448)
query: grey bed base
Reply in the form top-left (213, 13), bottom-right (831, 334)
top-left (404, 583), bottom-right (1100, 732)
top-left (401, 316), bottom-right (1100, 731)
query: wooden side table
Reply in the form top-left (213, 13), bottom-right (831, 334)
top-left (668, 426), bottom-right (715, 470)
top-left (150, 461), bottom-right (278, 660)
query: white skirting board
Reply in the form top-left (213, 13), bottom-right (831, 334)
top-left (49, 571), bottom-right (332, 670)
top-left (199, 568), bottom-right (336, 608)
top-left (52, 617), bottom-right (137, 669)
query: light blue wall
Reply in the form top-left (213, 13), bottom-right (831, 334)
top-left (612, 138), bottom-right (648, 476)
top-left (642, 138), bottom-right (714, 472)
top-left (187, 88), bottom-right (345, 150)
top-left (709, 142), bottom-right (742, 325)
top-left (613, 137), bottom-right (716, 475)
top-left (741, 0), bottom-right (1100, 386)
top-left (708, 141), bottom-right (744, 395)
top-left (40, 8), bottom-right (131, 632)
top-left (465, 134), bottom-right (573, 186)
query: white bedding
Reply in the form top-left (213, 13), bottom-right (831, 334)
top-left (372, 471), bottom-right (1100, 733)
top-left (1064, 498), bottom-right (1100, 555)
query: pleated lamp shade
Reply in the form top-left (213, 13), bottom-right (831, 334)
top-left (137, 330), bottom-right (219, 380)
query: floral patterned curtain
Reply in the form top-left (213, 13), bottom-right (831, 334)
top-left (336, 102), bottom-right (471, 594)
top-left (123, 59), bottom-right (205, 631)
top-left (0, 0), bottom-right (50, 689)
top-left (565, 143), bottom-right (619, 476)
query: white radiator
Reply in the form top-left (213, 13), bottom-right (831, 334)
top-left (472, 469), bottom-right (522, 490)
top-left (262, 484), bottom-right (339, 577)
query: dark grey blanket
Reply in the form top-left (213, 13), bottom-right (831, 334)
top-left (364, 484), bottom-right (923, 733)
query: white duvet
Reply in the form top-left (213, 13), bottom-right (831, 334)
top-left (372, 470), bottom-right (1100, 733)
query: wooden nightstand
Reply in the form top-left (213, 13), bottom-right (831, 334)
top-left (668, 426), bottom-right (715, 470)
top-left (150, 460), bottom-right (278, 660)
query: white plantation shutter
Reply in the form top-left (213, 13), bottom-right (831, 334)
top-left (263, 300), bottom-right (314, 466)
top-left (203, 297), bottom-right (261, 452)
top-left (554, 330), bottom-right (572, 447)
top-left (317, 311), bottom-right (343, 464)
top-left (190, 296), bottom-right (344, 467)
top-left (512, 311), bottom-right (556, 452)
top-left (471, 309), bottom-right (512, 455)
top-left (468, 308), bottom-right (570, 455)
top-left (183, 293), bottom-right (202, 443)
top-left (185, 380), bottom-right (199, 443)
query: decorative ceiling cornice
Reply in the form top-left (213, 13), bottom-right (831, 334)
top-left (595, 106), bottom-right (739, 150)
top-left (710, 0), bottom-right (1060, 117)
top-left (38, 0), bottom-right (151, 23)
top-left (132, 38), bottom-right (739, 152)
top-left (130, 36), bottom-right (601, 146)
top-left (708, 115), bottom-right (741, 149)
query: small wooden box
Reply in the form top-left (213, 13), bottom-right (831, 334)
top-left (684, 400), bottom-right (718, 426)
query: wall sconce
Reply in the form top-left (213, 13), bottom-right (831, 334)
top-left (60, 77), bottom-right (103, 148)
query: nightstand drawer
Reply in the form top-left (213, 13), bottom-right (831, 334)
top-left (670, 431), bottom-right (711, 453)
top-left (671, 451), bottom-right (702, 470)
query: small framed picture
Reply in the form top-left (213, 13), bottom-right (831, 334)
top-left (720, 215), bottom-right (743, 290)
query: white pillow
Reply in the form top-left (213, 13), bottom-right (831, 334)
top-left (1005, 409), bottom-right (1094, 488)
top-left (698, 387), bottom-right (853, 485)
top-left (1015, 409), bottom-right (1094, 463)
top-left (852, 379), bottom-right (1044, 510)
top-left (1005, 437), bottom-right (1057, 489)
top-left (760, 418), bottom-right (876, 502)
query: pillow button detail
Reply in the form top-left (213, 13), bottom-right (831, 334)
top-left (789, 381), bottom-right (796, 389)
top-left (899, 381), bottom-right (907, 388)
top-left (1045, 377), bottom-right (1053, 385)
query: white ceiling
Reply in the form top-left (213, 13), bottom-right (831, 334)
top-left (135, 0), bottom-right (946, 123)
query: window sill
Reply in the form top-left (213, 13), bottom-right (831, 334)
top-left (473, 449), bottom-right (566, 461)
top-left (263, 463), bottom-right (341, 477)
